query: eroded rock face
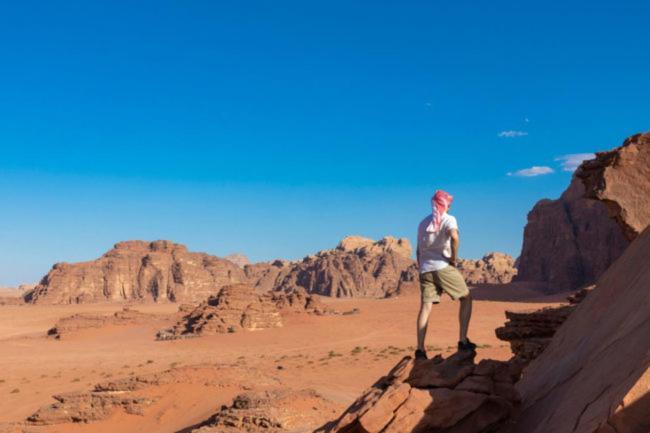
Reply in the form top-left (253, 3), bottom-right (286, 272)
top-left (577, 132), bottom-right (650, 241)
top-left (512, 227), bottom-right (650, 433)
top-left (495, 286), bottom-right (592, 362)
top-left (270, 236), bottom-right (416, 298)
top-left (516, 176), bottom-right (630, 293)
top-left (27, 240), bottom-right (246, 304)
top-left (190, 389), bottom-right (339, 433)
top-left (156, 284), bottom-right (282, 339)
top-left (457, 252), bottom-right (518, 284)
top-left (318, 351), bottom-right (523, 433)
top-left (28, 378), bottom-right (156, 425)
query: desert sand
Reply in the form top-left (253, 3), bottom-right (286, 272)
top-left (0, 284), bottom-right (563, 433)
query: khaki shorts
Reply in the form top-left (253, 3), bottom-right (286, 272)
top-left (420, 266), bottom-right (469, 303)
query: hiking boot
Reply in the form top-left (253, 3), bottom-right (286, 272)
top-left (414, 349), bottom-right (428, 360)
top-left (458, 338), bottom-right (477, 352)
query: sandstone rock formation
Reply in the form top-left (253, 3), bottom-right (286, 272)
top-left (495, 286), bottom-right (592, 362)
top-left (318, 351), bottom-right (523, 433)
top-left (515, 177), bottom-right (629, 293)
top-left (457, 252), bottom-right (518, 284)
top-left (244, 260), bottom-right (294, 293)
top-left (225, 253), bottom-right (251, 268)
top-left (47, 307), bottom-right (167, 339)
top-left (511, 226), bottom-right (650, 433)
top-left (27, 240), bottom-right (246, 304)
top-left (270, 236), bottom-right (416, 298)
top-left (156, 283), bottom-right (283, 339)
top-left (28, 377), bottom-right (155, 424)
top-left (577, 132), bottom-right (650, 241)
top-left (190, 389), bottom-right (339, 433)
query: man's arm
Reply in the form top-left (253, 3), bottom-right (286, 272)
top-left (449, 228), bottom-right (459, 266)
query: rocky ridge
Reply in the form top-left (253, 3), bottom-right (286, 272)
top-left (318, 351), bottom-right (523, 433)
top-left (190, 389), bottom-right (339, 433)
top-left (47, 307), bottom-right (170, 339)
top-left (27, 240), bottom-right (246, 304)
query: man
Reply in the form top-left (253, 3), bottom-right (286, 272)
top-left (415, 190), bottom-right (476, 360)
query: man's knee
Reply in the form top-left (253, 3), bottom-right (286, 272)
top-left (459, 292), bottom-right (472, 302)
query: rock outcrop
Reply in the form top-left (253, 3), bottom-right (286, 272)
top-left (269, 236), bottom-right (416, 298)
top-left (26, 240), bottom-right (246, 304)
top-left (28, 377), bottom-right (156, 425)
top-left (156, 283), bottom-right (283, 339)
top-left (577, 132), bottom-right (650, 241)
top-left (515, 177), bottom-right (629, 293)
top-left (224, 253), bottom-right (251, 268)
top-left (190, 389), bottom-right (339, 433)
top-left (47, 307), bottom-right (167, 339)
top-left (318, 351), bottom-right (523, 433)
top-left (457, 252), bottom-right (518, 284)
top-left (511, 226), bottom-right (650, 433)
top-left (495, 286), bottom-right (592, 362)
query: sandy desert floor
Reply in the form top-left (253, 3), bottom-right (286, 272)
top-left (0, 284), bottom-right (565, 433)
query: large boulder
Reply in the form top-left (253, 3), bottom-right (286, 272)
top-left (27, 240), bottom-right (246, 304)
top-left (577, 132), bottom-right (650, 241)
top-left (515, 177), bottom-right (629, 293)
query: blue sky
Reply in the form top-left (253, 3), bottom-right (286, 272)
top-left (1, 0), bottom-right (649, 286)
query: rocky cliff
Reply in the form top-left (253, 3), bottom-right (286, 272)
top-left (516, 168), bottom-right (631, 293)
top-left (27, 236), bottom-right (518, 304)
top-left (577, 131), bottom-right (650, 241)
top-left (27, 240), bottom-right (246, 304)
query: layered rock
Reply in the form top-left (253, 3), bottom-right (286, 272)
top-left (28, 378), bottom-right (155, 425)
top-left (577, 132), bottom-right (650, 241)
top-left (190, 389), bottom-right (339, 433)
top-left (156, 283), bottom-right (283, 339)
top-left (318, 351), bottom-right (523, 433)
top-left (495, 286), bottom-right (592, 361)
top-left (511, 226), bottom-right (650, 433)
top-left (270, 236), bottom-right (417, 298)
top-left (457, 252), bottom-right (518, 284)
top-left (516, 177), bottom-right (629, 293)
top-left (47, 307), bottom-right (167, 339)
top-left (27, 240), bottom-right (246, 304)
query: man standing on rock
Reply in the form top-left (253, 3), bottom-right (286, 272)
top-left (415, 190), bottom-right (476, 360)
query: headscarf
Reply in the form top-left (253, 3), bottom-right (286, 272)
top-left (426, 190), bottom-right (454, 233)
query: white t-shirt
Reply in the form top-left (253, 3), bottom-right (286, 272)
top-left (417, 213), bottom-right (459, 273)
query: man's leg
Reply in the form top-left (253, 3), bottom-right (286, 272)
top-left (417, 301), bottom-right (433, 351)
top-left (458, 294), bottom-right (472, 343)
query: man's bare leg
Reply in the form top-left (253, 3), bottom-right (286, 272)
top-left (458, 294), bottom-right (472, 343)
top-left (417, 301), bottom-right (433, 351)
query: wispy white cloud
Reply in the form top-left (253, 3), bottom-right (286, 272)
top-left (555, 153), bottom-right (595, 172)
top-left (498, 130), bottom-right (528, 138)
top-left (507, 166), bottom-right (554, 177)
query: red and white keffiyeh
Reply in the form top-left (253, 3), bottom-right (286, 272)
top-left (426, 190), bottom-right (454, 233)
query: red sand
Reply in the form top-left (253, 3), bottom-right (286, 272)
top-left (0, 285), bottom-right (564, 433)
